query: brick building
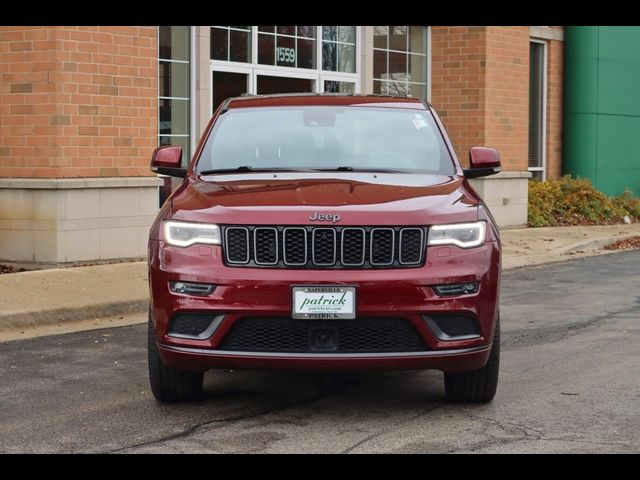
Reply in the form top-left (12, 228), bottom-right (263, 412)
top-left (0, 26), bottom-right (565, 264)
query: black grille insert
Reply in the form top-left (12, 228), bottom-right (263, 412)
top-left (225, 227), bottom-right (249, 264)
top-left (424, 314), bottom-right (480, 340)
top-left (283, 228), bottom-right (307, 265)
top-left (169, 313), bottom-right (214, 337)
top-left (341, 228), bottom-right (365, 265)
top-left (219, 317), bottom-right (429, 353)
top-left (399, 228), bottom-right (424, 264)
top-left (370, 228), bottom-right (395, 265)
top-left (222, 226), bottom-right (426, 269)
top-left (313, 228), bottom-right (336, 265)
top-left (254, 227), bottom-right (278, 265)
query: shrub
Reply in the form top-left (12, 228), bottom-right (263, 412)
top-left (611, 190), bottom-right (640, 219)
top-left (527, 176), bottom-right (639, 227)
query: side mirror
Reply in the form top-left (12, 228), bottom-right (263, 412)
top-left (151, 146), bottom-right (187, 178)
top-left (464, 147), bottom-right (501, 179)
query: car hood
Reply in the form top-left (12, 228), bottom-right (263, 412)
top-left (170, 172), bottom-right (479, 226)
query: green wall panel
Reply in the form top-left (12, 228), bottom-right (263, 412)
top-left (564, 57), bottom-right (599, 114)
top-left (597, 114), bottom-right (640, 169)
top-left (595, 169), bottom-right (640, 196)
top-left (564, 26), bottom-right (640, 195)
top-left (563, 113), bottom-right (597, 181)
top-left (598, 26), bottom-right (640, 64)
top-left (598, 60), bottom-right (640, 116)
top-left (564, 26), bottom-right (600, 59)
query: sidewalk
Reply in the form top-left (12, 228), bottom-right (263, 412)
top-left (501, 223), bottom-right (640, 269)
top-left (2, 223), bottom-right (640, 334)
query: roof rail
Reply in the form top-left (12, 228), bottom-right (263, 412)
top-left (230, 92), bottom-right (424, 101)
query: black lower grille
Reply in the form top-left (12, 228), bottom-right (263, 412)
top-left (219, 317), bottom-right (429, 353)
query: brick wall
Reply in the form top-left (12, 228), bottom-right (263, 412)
top-left (0, 26), bottom-right (157, 178)
top-left (484, 27), bottom-right (530, 172)
top-left (546, 38), bottom-right (563, 179)
top-left (431, 26), bottom-right (531, 172)
top-left (430, 26), bottom-right (487, 167)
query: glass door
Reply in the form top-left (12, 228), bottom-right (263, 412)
top-left (255, 73), bottom-right (316, 95)
top-left (211, 65), bottom-right (252, 113)
top-left (321, 74), bottom-right (356, 94)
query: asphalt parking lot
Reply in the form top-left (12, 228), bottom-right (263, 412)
top-left (1, 250), bottom-right (639, 453)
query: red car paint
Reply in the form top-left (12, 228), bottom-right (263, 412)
top-left (148, 95), bottom-right (501, 373)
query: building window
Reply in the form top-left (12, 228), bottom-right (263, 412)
top-left (529, 40), bottom-right (547, 180)
top-left (210, 26), bottom-right (251, 63)
top-left (257, 26), bottom-right (316, 69)
top-left (210, 26), bottom-right (360, 112)
top-left (158, 26), bottom-right (191, 168)
top-left (373, 26), bottom-right (428, 99)
top-left (322, 26), bottom-right (356, 73)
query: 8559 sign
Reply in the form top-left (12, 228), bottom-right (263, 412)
top-left (276, 47), bottom-right (296, 66)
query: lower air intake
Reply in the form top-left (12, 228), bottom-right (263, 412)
top-left (219, 317), bottom-right (429, 353)
top-left (168, 313), bottom-right (223, 339)
top-left (423, 314), bottom-right (480, 340)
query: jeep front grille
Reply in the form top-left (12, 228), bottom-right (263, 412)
top-left (222, 226), bottom-right (426, 269)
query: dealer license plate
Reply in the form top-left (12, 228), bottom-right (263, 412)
top-left (292, 286), bottom-right (356, 319)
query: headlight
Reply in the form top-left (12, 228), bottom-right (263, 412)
top-left (164, 221), bottom-right (221, 247)
top-left (427, 221), bottom-right (486, 249)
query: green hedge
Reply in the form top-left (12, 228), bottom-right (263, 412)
top-left (528, 176), bottom-right (640, 227)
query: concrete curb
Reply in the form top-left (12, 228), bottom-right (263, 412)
top-left (0, 299), bottom-right (148, 331)
top-left (560, 237), bottom-right (622, 254)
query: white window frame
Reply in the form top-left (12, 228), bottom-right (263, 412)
top-left (208, 63), bottom-right (253, 117)
top-left (253, 66), bottom-right (318, 94)
top-left (372, 26), bottom-right (430, 100)
top-left (426, 26), bottom-right (432, 102)
top-left (529, 38), bottom-right (548, 180)
top-left (190, 26), bottom-right (197, 159)
top-left (320, 73), bottom-right (358, 94)
top-left (157, 27), bottom-right (192, 159)
top-left (209, 26), bottom-right (362, 115)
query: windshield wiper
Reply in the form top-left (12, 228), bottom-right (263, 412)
top-left (199, 166), bottom-right (325, 175)
top-left (198, 166), bottom-right (413, 175)
top-left (318, 167), bottom-right (411, 173)
top-left (199, 166), bottom-right (254, 175)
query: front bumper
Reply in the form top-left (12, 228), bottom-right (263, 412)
top-left (148, 239), bottom-right (501, 373)
top-left (158, 344), bottom-right (492, 372)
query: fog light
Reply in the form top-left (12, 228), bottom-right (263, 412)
top-left (170, 281), bottom-right (215, 296)
top-left (432, 282), bottom-right (479, 297)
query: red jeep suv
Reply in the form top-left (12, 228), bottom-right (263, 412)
top-left (147, 94), bottom-right (502, 404)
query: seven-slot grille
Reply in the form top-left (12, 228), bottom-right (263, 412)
top-left (222, 226), bottom-right (426, 269)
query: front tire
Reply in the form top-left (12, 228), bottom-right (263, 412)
top-left (148, 310), bottom-right (204, 402)
top-left (444, 315), bottom-right (500, 403)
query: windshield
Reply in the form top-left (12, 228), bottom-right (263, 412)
top-left (196, 106), bottom-right (455, 175)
